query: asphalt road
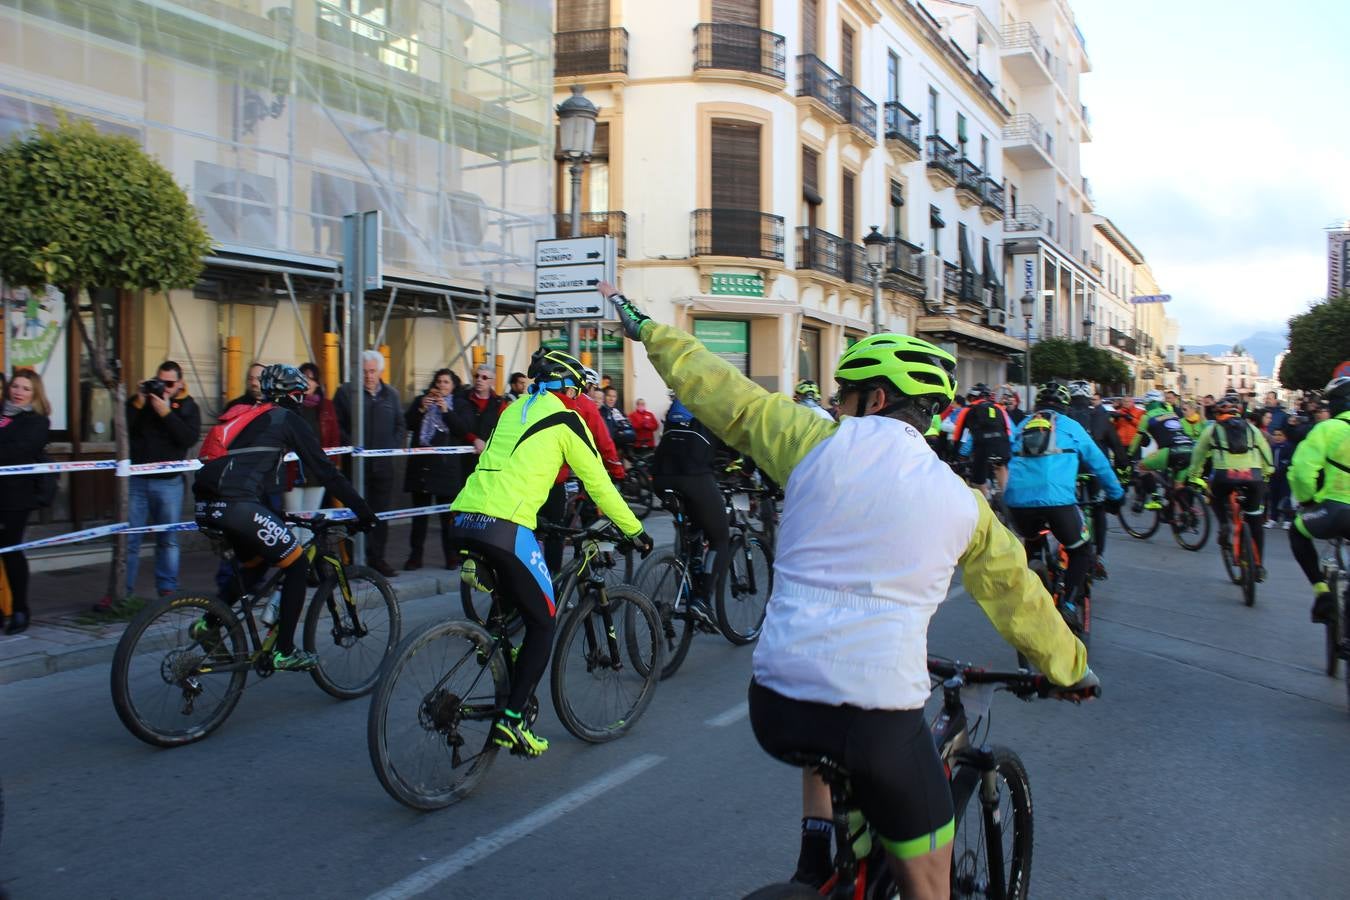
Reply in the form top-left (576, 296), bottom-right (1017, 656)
top-left (2, 515), bottom-right (1347, 899)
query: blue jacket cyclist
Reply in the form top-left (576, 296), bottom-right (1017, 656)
top-left (450, 349), bottom-right (653, 758)
top-left (600, 282), bottom-right (1097, 897)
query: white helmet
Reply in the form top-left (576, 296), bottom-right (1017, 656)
top-left (1144, 389), bottom-right (1164, 403)
top-left (582, 367), bottom-right (600, 389)
top-left (1068, 380), bottom-right (1093, 399)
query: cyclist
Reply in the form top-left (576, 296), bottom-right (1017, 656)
top-left (1287, 376), bottom-right (1350, 622)
top-left (651, 415), bottom-right (730, 629)
top-left (1129, 389), bottom-right (1194, 510)
top-left (450, 349), bottom-right (653, 758)
top-left (600, 282), bottom-right (1096, 898)
top-left (793, 380), bottom-right (835, 421)
top-left (191, 364), bottom-right (379, 671)
top-left (950, 383), bottom-right (1012, 498)
top-left (1177, 393), bottom-right (1274, 580)
top-left (1004, 382), bottom-right (1124, 632)
top-left (1065, 380), bottom-right (1128, 577)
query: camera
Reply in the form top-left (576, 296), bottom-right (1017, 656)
top-left (141, 378), bottom-right (169, 399)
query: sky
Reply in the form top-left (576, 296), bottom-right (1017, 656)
top-left (1075, 0), bottom-right (1350, 346)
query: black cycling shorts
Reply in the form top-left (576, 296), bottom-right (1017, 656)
top-left (748, 680), bottom-right (953, 853)
top-left (968, 444), bottom-right (1009, 487)
top-left (195, 500), bottom-right (299, 566)
top-left (1295, 499), bottom-right (1350, 540)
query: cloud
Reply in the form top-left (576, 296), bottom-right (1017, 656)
top-left (1150, 248), bottom-right (1324, 344)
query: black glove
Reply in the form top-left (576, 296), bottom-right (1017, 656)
top-left (608, 292), bottom-right (652, 341)
top-left (356, 507), bottom-right (381, 533)
top-left (1103, 494), bottom-right (1123, 513)
top-left (631, 530), bottom-right (654, 559)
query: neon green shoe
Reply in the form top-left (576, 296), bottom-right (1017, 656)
top-left (1311, 583), bottom-right (1333, 624)
top-left (493, 712), bottom-right (548, 757)
top-left (270, 648), bottom-right (318, 671)
top-left (1143, 496), bottom-right (1163, 511)
top-left (189, 616), bottom-right (221, 648)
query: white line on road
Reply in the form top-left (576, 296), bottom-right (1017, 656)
top-left (367, 753), bottom-right (665, 900)
top-left (705, 702), bottom-right (749, 727)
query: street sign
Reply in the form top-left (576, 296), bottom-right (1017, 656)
top-left (1334, 360), bottom-right (1350, 379)
top-left (1129, 294), bottom-right (1171, 304)
top-left (534, 234), bottom-right (616, 321)
top-left (342, 210), bottom-right (382, 292)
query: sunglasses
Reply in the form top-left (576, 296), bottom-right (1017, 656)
top-left (475, 374), bottom-right (493, 381)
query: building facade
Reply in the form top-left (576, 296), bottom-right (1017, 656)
top-left (1329, 220), bottom-right (1350, 299)
top-left (554, 0), bottom-right (1023, 406)
top-left (1090, 215), bottom-right (1142, 383)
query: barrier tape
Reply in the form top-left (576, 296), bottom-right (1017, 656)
top-left (0, 522), bottom-right (130, 554)
top-left (0, 444), bottom-right (472, 476)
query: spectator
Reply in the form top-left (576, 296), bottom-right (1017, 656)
top-left (334, 350), bottom-right (404, 578)
top-left (1262, 391), bottom-right (1289, 433)
top-left (1111, 395), bottom-right (1144, 452)
top-left (1201, 394), bottom-right (1217, 420)
top-left (599, 387), bottom-right (636, 447)
top-left (403, 369), bottom-right (471, 570)
top-left (504, 371), bottom-right (529, 402)
top-left (283, 362), bottom-right (341, 529)
top-left (461, 365), bottom-right (507, 467)
top-left (1266, 427), bottom-right (1293, 529)
top-left (1001, 389), bottom-right (1028, 425)
top-left (95, 360), bottom-right (202, 611)
top-left (226, 362), bottom-right (265, 411)
top-left (0, 369), bottom-right (52, 634)
top-left (629, 398), bottom-right (660, 449)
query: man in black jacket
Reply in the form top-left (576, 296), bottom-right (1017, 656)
top-left (96, 361), bottom-right (201, 611)
top-left (1065, 380), bottom-right (1127, 577)
top-left (334, 350), bottom-right (405, 577)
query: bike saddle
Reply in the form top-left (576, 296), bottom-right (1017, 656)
top-left (778, 751), bottom-right (850, 783)
top-left (659, 490), bottom-right (684, 515)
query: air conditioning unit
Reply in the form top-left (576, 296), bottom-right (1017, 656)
top-left (986, 308), bottom-right (1007, 331)
top-left (925, 253), bottom-right (943, 306)
top-left (981, 287), bottom-right (995, 306)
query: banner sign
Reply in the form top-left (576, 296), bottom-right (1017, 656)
top-left (1129, 294), bottom-right (1172, 304)
top-left (709, 273), bottom-right (764, 297)
top-left (1012, 254), bottom-right (1037, 301)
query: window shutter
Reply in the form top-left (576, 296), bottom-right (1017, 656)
top-left (557, 0), bottom-right (609, 30)
top-left (841, 25), bottom-right (855, 83)
top-left (711, 121), bottom-right (761, 211)
top-left (890, 180), bottom-right (904, 207)
top-left (802, 0), bottom-right (818, 56)
top-left (842, 171), bottom-right (855, 242)
top-left (712, 0), bottom-right (760, 27)
top-left (802, 147), bottom-right (821, 205)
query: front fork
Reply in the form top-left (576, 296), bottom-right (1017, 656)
top-left (581, 580), bottom-right (623, 671)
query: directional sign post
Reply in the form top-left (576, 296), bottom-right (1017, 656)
top-left (534, 235), bottom-right (617, 322)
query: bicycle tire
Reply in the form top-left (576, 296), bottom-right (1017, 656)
top-left (620, 468), bottom-right (655, 520)
top-left (717, 533), bottom-right (773, 645)
top-left (367, 619), bottom-right (507, 810)
top-left (951, 745), bottom-right (1034, 900)
top-left (1170, 489), bottom-right (1211, 552)
top-left (110, 593), bottom-right (248, 748)
top-left (1219, 528), bottom-right (1242, 584)
top-left (632, 551), bottom-right (695, 679)
top-left (1240, 525), bottom-right (1257, 607)
top-left (1324, 567), bottom-right (1341, 679)
top-left (1117, 481), bottom-right (1161, 539)
top-left (551, 585), bottom-right (662, 743)
top-left (305, 566), bottom-right (402, 700)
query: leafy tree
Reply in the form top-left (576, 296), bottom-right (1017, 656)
top-left (1282, 294), bottom-right (1350, 391)
top-left (1029, 337), bottom-right (1080, 381)
top-left (0, 118), bottom-right (211, 603)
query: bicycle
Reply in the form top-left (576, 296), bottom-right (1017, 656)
top-left (367, 518), bottom-right (663, 810)
top-left (1216, 485), bottom-right (1261, 607)
top-left (110, 514), bottom-right (400, 747)
top-left (1117, 464), bottom-right (1211, 551)
top-left (1316, 537), bottom-right (1346, 684)
top-left (1019, 507), bottom-right (1094, 655)
top-left (741, 657), bottom-right (1099, 900)
top-left (719, 482), bottom-right (775, 644)
top-left (618, 446), bottom-right (656, 520)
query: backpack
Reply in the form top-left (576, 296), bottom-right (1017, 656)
top-left (1017, 412), bottom-right (1061, 457)
top-left (199, 403), bottom-right (276, 462)
top-left (1215, 417), bottom-right (1250, 455)
top-left (1148, 411), bottom-right (1192, 450)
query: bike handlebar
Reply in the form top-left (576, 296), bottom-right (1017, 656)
top-left (927, 657), bottom-right (1101, 702)
top-left (535, 518), bottom-right (634, 550)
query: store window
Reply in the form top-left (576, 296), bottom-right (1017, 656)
top-left (798, 326), bottom-right (821, 383)
top-left (79, 288), bottom-right (122, 444)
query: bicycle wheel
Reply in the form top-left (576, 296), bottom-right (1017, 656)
top-left (305, 567), bottom-right (401, 700)
top-left (367, 619), bottom-right (507, 810)
top-left (620, 468), bottom-right (655, 520)
top-left (632, 550), bottom-right (695, 679)
top-left (717, 533), bottom-right (773, 645)
top-left (551, 585), bottom-right (662, 743)
top-left (460, 578), bottom-right (525, 637)
top-left (951, 746), bottom-right (1034, 900)
top-left (1117, 480), bottom-right (1161, 539)
top-left (1240, 525), bottom-right (1257, 607)
top-left (1324, 567), bottom-right (1341, 679)
top-left (1170, 489), bottom-right (1211, 552)
top-left (110, 593), bottom-right (248, 748)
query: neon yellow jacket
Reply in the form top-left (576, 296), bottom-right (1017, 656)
top-left (452, 390), bottom-right (642, 536)
top-left (639, 321), bottom-right (1086, 689)
top-left (1178, 415), bottom-right (1273, 483)
top-left (1289, 411), bottom-right (1350, 504)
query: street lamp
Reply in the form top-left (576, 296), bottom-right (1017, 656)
top-left (556, 84), bottom-right (599, 357)
top-left (1020, 291), bottom-right (1036, 406)
top-left (864, 225), bottom-right (888, 334)
top-left (1082, 312), bottom-right (1093, 346)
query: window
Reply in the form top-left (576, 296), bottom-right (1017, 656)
top-left (802, 145), bottom-right (821, 228)
top-left (887, 51), bottom-right (901, 102)
top-left (711, 0), bottom-right (760, 26)
top-left (841, 23), bottom-right (855, 83)
top-left (557, 122), bottom-right (609, 218)
top-left (1009, 183), bottom-right (1017, 215)
top-left (802, 0), bottom-right (818, 56)
top-left (927, 87), bottom-right (939, 136)
top-left (889, 181), bottom-right (904, 239)
top-left (710, 120), bottom-right (762, 256)
top-left (798, 327), bottom-right (822, 383)
top-left (842, 170), bottom-right (856, 242)
top-left (557, 0), bottom-right (609, 29)
top-left (956, 112), bottom-right (967, 150)
top-left (980, 135), bottom-right (989, 173)
top-left (929, 205), bottom-right (943, 256)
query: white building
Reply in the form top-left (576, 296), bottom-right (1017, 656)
top-left (1329, 220), bottom-right (1350, 298)
top-left (1090, 216), bottom-right (1143, 381)
top-left (553, 0), bottom-right (1023, 406)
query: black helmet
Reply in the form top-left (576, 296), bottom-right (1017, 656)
top-left (260, 364), bottom-right (307, 408)
top-left (528, 348), bottom-right (585, 388)
top-left (1036, 381), bottom-right (1071, 409)
top-left (966, 382), bottom-right (991, 400)
top-left (1325, 376), bottom-right (1350, 414)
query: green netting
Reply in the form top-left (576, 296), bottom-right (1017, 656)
top-left (0, 0), bottom-right (553, 293)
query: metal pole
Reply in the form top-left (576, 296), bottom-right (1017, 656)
top-left (871, 268), bottom-right (882, 334)
top-left (1025, 315), bottom-right (1033, 409)
top-left (568, 159), bottom-right (584, 357)
top-left (351, 214), bottom-right (367, 565)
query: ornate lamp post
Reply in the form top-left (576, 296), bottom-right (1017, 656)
top-left (556, 84), bottom-right (598, 357)
top-left (864, 225), bottom-right (888, 334)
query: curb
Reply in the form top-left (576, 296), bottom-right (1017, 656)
top-left (0, 571), bottom-right (454, 687)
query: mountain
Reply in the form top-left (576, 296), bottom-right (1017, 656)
top-left (1180, 331), bottom-right (1287, 375)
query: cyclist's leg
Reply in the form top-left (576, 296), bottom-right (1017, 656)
top-left (1242, 482), bottom-right (1267, 562)
top-left (219, 503), bottom-right (308, 652)
top-left (679, 473), bottom-right (731, 603)
top-left (1211, 481), bottom-right (1233, 538)
top-left (537, 481), bottom-right (567, 572)
top-left (1045, 505), bottom-right (1092, 603)
top-left (968, 449), bottom-right (991, 495)
top-left (1292, 501), bottom-right (1350, 620)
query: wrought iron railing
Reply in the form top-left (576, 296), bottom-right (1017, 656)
top-left (554, 211), bottom-right (628, 258)
top-left (926, 135), bottom-right (959, 177)
top-left (883, 100), bottom-right (921, 152)
top-left (943, 261), bottom-right (961, 298)
top-left (1002, 113), bottom-right (1045, 148)
top-left (692, 209), bottom-right (785, 261)
top-left (1001, 21), bottom-right (1045, 57)
top-left (980, 177), bottom-right (1005, 213)
top-left (556, 28), bottom-right (629, 77)
top-left (1003, 204), bottom-right (1044, 233)
top-left (795, 226), bottom-right (844, 280)
top-left (1109, 327), bottom-right (1138, 356)
top-left (843, 243), bottom-right (871, 286)
top-left (693, 23), bottom-right (786, 80)
top-left (956, 158), bottom-right (983, 192)
top-left (886, 237), bottom-right (926, 282)
top-left (796, 54), bottom-right (844, 118)
top-left (840, 85), bottom-right (877, 138)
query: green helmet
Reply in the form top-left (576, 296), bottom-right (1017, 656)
top-left (794, 380), bottom-right (821, 401)
top-left (1036, 381), bottom-right (1071, 409)
top-left (834, 333), bottom-right (957, 413)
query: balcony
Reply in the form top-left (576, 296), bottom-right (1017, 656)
top-left (843, 243), bottom-right (872, 286)
top-left (796, 54), bottom-right (844, 122)
top-left (1081, 176), bottom-right (1095, 211)
top-left (840, 85), bottom-right (878, 144)
top-left (795, 226), bottom-right (844, 281)
top-left (942, 261), bottom-right (962, 300)
top-left (955, 158), bottom-right (983, 208)
top-left (1003, 204), bottom-right (1047, 236)
top-left (1109, 328), bottom-right (1137, 355)
top-left (1002, 114), bottom-right (1054, 169)
top-left (556, 28), bottom-right (629, 78)
top-left (692, 209), bottom-right (784, 261)
top-left (693, 23), bottom-right (786, 87)
top-left (885, 237), bottom-right (927, 297)
top-left (1000, 22), bottom-right (1054, 86)
top-left (925, 135), bottom-right (958, 190)
top-left (979, 177), bottom-right (1004, 224)
top-left (883, 100), bottom-right (921, 162)
top-left (554, 211), bottom-right (627, 258)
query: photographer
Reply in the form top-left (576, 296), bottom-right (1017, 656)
top-left (94, 361), bottom-right (201, 611)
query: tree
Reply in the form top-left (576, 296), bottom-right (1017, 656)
top-left (1029, 337), bottom-right (1081, 381)
top-left (1281, 294), bottom-right (1350, 391)
top-left (0, 118), bottom-right (212, 603)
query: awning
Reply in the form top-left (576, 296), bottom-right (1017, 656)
top-left (982, 240), bottom-right (1003, 288)
top-left (916, 315), bottom-right (1025, 355)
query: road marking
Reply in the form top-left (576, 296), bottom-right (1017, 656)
top-left (705, 702), bottom-right (749, 727)
top-left (367, 753), bottom-right (664, 900)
